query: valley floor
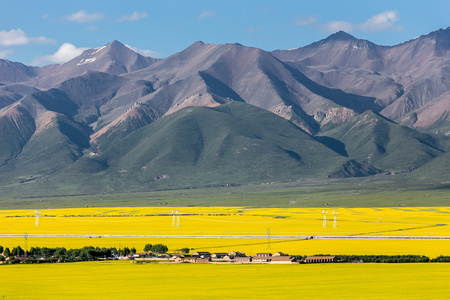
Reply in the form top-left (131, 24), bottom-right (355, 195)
top-left (1, 206), bottom-right (449, 298)
top-left (1, 206), bottom-right (449, 257)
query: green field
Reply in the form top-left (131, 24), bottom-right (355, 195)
top-left (1, 176), bottom-right (449, 209)
top-left (1, 262), bottom-right (449, 299)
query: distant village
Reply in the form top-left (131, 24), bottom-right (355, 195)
top-left (127, 251), bottom-right (337, 264)
top-left (0, 244), bottom-right (338, 265)
top-left (2, 244), bottom-right (445, 264)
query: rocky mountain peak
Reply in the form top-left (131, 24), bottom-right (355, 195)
top-left (325, 30), bottom-right (357, 41)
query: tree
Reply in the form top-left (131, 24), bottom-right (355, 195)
top-left (40, 247), bottom-right (52, 258)
top-left (0, 245), bottom-right (3, 253)
top-left (181, 247), bottom-right (190, 254)
top-left (29, 247), bottom-right (37, 256)
top-left (122, 247), bottom-right (131, 256)
top-left (3, 247), bottom-right (10, 257)
top-left (79, 249), bottom-right (91, 261)
top-left (130, 247), bottom-right (136, 254)
top-left (54, 247), bottom-right (67, 259)
top-left (143, 243), bottom-right (153, 252)
top-left (151, 244), bottom-right (168, 254)
top-left (11, 246), bottom-right (25, 256)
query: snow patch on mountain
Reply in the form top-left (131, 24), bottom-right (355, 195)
top-left (77, 57), bottom-right (97, 66)
top-left (92, 45), bottom-right (107, 55)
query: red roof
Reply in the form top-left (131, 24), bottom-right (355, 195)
top-left (271, 256), bottom-right (295, 261)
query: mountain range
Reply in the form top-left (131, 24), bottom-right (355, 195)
top-left (1, 28), bottom-right (450, 196)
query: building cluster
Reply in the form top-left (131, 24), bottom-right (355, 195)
top-left (130, 251), bottom-right (338, 264)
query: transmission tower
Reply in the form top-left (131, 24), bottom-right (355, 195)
top-left (35, 210), bottom-right (41, 227)
top-left (171, 210), bottom-right (176, 227)
top-left (322, 210), bottom-right (328, 228)
top-left (333, 210), bottom-right (338, 229)
top-left (267, 228), bottom-right (271, 249)
top-left (176, 211), bottom-right (181, 228)
top-left (24, 232), bottom-right (28, 254)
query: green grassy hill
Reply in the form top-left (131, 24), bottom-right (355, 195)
top-left (0, 113), bottom-right (88, 185)
top-left (320, 111), bottom-right (444, 173)
top-left (0, 101), bottom-right (448, 198)
top-left (0, 106), bottom-right (35, 168)
top-left (9, 102), bottom-right (347, 196)
top-left (409, 151), bottom-right (450, 183)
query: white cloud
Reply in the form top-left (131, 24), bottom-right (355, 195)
top-left (323, 21), bottom-right (355, 33)
top-left (293, 16), bottom-right (317, 27)
top-left (0, 49), bottom-right (13, 59)
top-left (114, 11), bottom-right (148, 22)
top-left (321, 11), bottom-right (402, 34)
top-left (32, 43), bottom-right (88, 65)
top-left (358, 10), bottom-right (400, 32)
top-left (125, 44), bottom-right (163, 58)
top-left (0, 29), bottom-right (55, 46)
top-left (197, 9), bottom-right (215, 19)
top-left (65, 10), bottom-right (104, 23)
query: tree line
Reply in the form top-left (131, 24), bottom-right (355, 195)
top-left (335, 254), bottom-right (431, 263)
top-left (143, 243), bottom-right (169, 254)
top-left (290, 254), bottom-right (450, 263)
top-left (0, 244), bottom-right (168, 264)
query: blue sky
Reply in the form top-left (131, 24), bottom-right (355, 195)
top-left (1, 0), bottom-right (449, 66)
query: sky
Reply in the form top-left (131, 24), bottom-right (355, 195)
top-left (0, 0), bottom-right (449, 66)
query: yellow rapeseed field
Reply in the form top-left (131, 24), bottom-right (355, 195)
top-left (1, 261), bottom-right (449, 299)
top-left (1, 206), bottom-right (449, 236)
top-left (1, 207), bottom-right (450, 299)
top-left (1, 237), bottom-right (449, 257)
top-left (1, 207), bottom-right (449, 257)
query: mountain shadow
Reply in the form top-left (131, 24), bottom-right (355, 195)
top-left (285, 64), bottom-right (381, 113)
top-left (199, 71), bottom-right (245, 103)
top-left (314, 136), bottom-right (349, 157)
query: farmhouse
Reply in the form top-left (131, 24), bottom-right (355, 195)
top-left (133, 253), bottom-right (149, 258)
top-left (192, 252), bottom-right (211, 258)
top-left (173, 256), bottom-right (185, 263)
top-left (227, 251), bottom-right (246, 259)
top-left (253, 253), bottom-right (272, 263)
top-left (270, 256), bottom-right (297, 264)
top-left (175, 255), bottom-right (210, 263)
top-left (182, 256), bottom-right (198, 263)
top-left (171, 254), bottom-right (184, 261)
top-left (211, 253), bottom-right (228, 259)
top-left (233, 256), bottom-right (252, 263)
top-left (256, 253), bottom-right (272, 257)
top-left (304, 256), bottom-right (338, 263)
top-left (252, 257), bottom-right (271, 263)
top-left (196, 258), bottom-right (210, 264)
